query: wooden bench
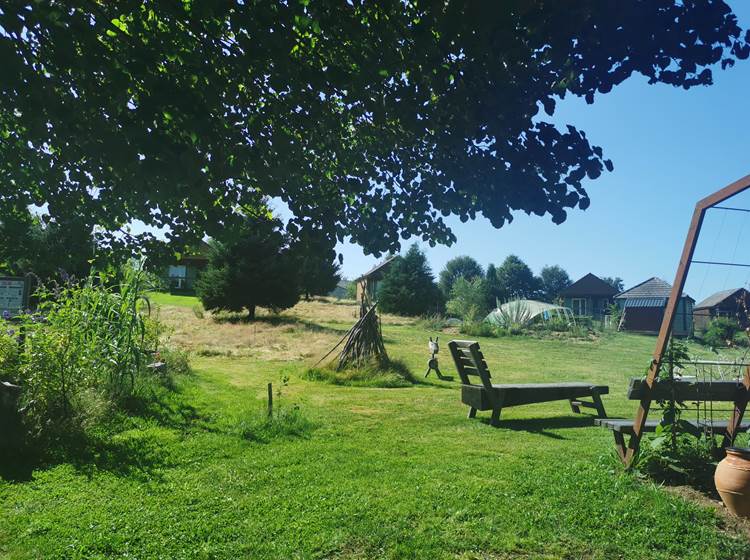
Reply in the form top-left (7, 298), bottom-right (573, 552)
top-left (596, 378), bottom-right (750, 458)
top-left (448, 340), bottom-right (609, 426)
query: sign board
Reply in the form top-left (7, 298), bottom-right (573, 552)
top-left (0, 277), bottom-right (30, 317)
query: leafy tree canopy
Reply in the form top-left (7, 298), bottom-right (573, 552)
top-left (539, 265), bottom-right (571, 302)
top-left (195, 216), bottom-right (299, 319)
top-left (494, 255), bottom-right (540, 301)
top-left (601, 276), bottom-right (625, 292)
top-left (378, 244), bottom-right (442, 316)
top-left (2, 2), bottom-right (748, 258)
top-left (0, 211), bottom-right (93, 281)
top-left (438, 255), bottom-right (484, 297)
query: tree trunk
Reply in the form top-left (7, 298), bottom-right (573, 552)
top-left (247, 305), bottom-right (256, 320)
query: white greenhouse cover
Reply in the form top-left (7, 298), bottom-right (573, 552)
top-left (485, 299), bottom-right (574, 325)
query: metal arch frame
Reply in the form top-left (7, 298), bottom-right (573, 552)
top-left (619, 173), bottom-right (750, 467)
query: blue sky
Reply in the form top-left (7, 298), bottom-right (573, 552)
top-left (332, 1), bottom-right (750, 305)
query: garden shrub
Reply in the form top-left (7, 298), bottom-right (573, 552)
top-left (3, 265), bottom-right (188, 448)
top-left (702, 317), bottom-right (742, 347)
top-left (446, 277), bottom-right (489, 323)
top-left (0, 329), bottom-right (21, 382)
top-left (459, 321), bottom-right (497, 338)
top-left (416, 313), bottom-right (446, 331)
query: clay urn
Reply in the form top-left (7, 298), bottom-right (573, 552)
top-left (715, 447), bottom-right (750, 518)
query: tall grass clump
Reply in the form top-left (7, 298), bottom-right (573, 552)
top-left (4, 264), bottom-right (187, 449)
top-left (304, 357), bottom-right (416, 388)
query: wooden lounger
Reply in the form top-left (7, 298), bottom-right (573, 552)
top-left (448, 340), bottom-right (609, 426)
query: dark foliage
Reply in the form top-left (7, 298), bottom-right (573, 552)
top-left (601, 276), bottom-right (625, 292)
top-left (2, 2), bottom-right (747, 257)
top-left (378, 244), bottom-right (442, 316)
top-left (196, 218), bottom-right (300, 319)
top-left (292, 234), bottom-right (342, 300)
top-left (484, 263), bottom-right (501, 309)
top-left (493, 255), bottom-right (541, 301)
top-left (438, 255), bottom-right (484, 297)
top-left (0, 211), bottom-right (93, 281)
top-left (539, 265), bottom-right (571, 302)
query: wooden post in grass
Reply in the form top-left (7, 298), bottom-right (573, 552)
top-left (267, 383), bottom-right (273, 418)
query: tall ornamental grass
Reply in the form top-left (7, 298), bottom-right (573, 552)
top-left (0, 265), bottom-right (186, 447)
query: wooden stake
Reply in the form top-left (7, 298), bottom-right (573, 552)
top-left (267, 383), bottom-right (273, 418)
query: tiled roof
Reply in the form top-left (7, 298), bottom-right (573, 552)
top-left (615, 277), bottom-right (694, 302)
top-left (695, 288), bottom-right (749, 310)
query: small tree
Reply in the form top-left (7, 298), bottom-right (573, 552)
top-left (494, 255), bottom-right (541, 301)
top-left (601, 276), bottom-right (625, 292)
top-left (292, 235), bottom-right (342, 301)
top-left (378, 244), bottom-right (442, 316)
top-left (438, 256), bottom-right (484, 298)
top-left (539, 265), bottom-right (571, 303)
top-left (446, 277), bottom-right (489, 323)
top-left (196, 218), bottom-right (300, 320)
top-left (485, 263), bottom-right (501, 309)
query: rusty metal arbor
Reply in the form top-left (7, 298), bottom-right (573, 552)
top-left (618, 174), bottom-right (750, 467)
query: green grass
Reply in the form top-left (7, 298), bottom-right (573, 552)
top-left (2, 305), bottom-right (749, 559)
top-left (146, 291), bottom-right (201, 308)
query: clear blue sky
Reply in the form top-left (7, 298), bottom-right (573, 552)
top-left (332, 1), bottom-right (750, 305)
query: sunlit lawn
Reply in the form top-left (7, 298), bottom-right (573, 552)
top-left (1, 296), bottom-right (749, 559)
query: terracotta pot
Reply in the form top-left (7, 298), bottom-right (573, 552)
top-left (715, 447), bottom-right (750, 518)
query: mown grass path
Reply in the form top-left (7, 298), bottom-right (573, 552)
top-left (2, 300), bottom-right (749, 559)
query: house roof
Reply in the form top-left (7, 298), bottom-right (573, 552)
top-left (559, 273), bottom-right (618, 297)
top-left (353, 256), bottom-right (397, 282)
top-left (695, 288), bottom-right (750, 310)
top-left (615, 277), bottom-right (694, 302)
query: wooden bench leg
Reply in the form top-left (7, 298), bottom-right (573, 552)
top-left (490, 407), bottom-right (501, 427)
top-left (592, 392), bottom-right (607, 418)
top-left (467, 407), bottom-right (477, 419)
top-left (613, 431), bottom-right (627, 462)
top-left (569, 399), bottom-right (581, 414)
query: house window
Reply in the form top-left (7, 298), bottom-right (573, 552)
top-left (168, 265), bottom-right (187, 289)
top-left (572, 298), bottom-right (587, 316)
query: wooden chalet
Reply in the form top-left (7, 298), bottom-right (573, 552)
top-left (693, 287), bottom-right (750, 333)
top-left (558, 273), bottom-right (618, 320)
top-left (615, 277), bottom-right (694, 336)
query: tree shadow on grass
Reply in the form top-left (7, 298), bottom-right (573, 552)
top-left (479, 415), bottom-right (597, 439)
top-left (0, 389), bottom-right (213, 483)
top-left (212, 313), bottom-right (348, 336)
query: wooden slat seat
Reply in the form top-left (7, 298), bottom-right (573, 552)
top-left (448, 340), bottom-right (608, 426)
top-left (596, 418), bottom-right (750, 435)
top-left (599, 377), bottom-right (750, 458)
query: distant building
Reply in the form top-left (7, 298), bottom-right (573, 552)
top-left (559, 273), bottom-right (619, 320)
top-left (693, 288), bottom-right (750, 333)
top-left (329, 279), bottom-right (353, 299)
top-left (163, 241), bottom-right (211, 293)
top-left (353, 256), bottom-right (397, 304)
top-left (615, 277), bottom-right (694, 336)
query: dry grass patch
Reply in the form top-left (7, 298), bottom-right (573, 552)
top-left (153, 296), bottom-right (414, 362)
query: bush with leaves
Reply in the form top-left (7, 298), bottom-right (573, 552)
top-left (438, 256), bottom-right (484, 298)
top-left (6, 265), bottom-right (183, 447)
top-left (446, 277), bottom-right (490, 323)
top-left (702, 317), bottom-right (742, 348)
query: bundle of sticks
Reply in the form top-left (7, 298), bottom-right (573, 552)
top-left (314, 303), bottom-right (388, 371)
